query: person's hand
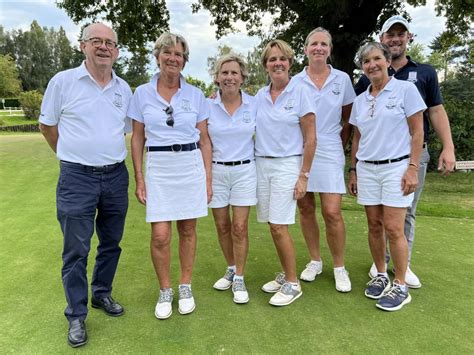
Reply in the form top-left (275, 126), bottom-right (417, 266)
top-left (208, 91), bottom-right (217, 100)
top-left (293, 176), bottom-right (307, 200)
top-left (347, 171), bottom-right (358, 196)
top-left (207, 180), bottom-right (213, 204)
top-left (438, 148), bottom-right (456, 176)
top-left (135, 177), bottom-right (147, 205)
top-left (401, 166), bottom-right (418, 196)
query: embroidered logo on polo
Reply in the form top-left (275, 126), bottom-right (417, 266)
top-left (331, 83), bottom-right (341, 95)
top-left (386, 96), bottom-right (397, 109)
top-left (408, 72), bottom-right (418, 83)
top-left (181, 99), bottom-right (191, 112)
top-left (283, 99), bottom-right (295, 111)
top-left (242, 111), bottom-right (252, 123)
top-left (113, 93), bottom-right (123, 108)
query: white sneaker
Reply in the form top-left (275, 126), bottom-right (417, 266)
top-left (213, 268), bottom-right (235, 290)
top-left (178, 285), bottom-right (195, 315)
top-left (155, 288), bottom-right (173, 320)
top-left (232, 278), bottom-right (249, 304)
top-left (262, 272), bottom-right (286, 293)
top-left (334, 268), bottom-right (351, 292)
top-left (405, 266), bottom-right (422, 289)
top-left (368, 262), bottom-right (388, 279)
top-left (300, 260), bottom-right (323, 281)
top-left (269, 282), bottom-right (302, 306)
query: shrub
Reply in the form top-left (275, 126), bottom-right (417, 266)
top-left (2, 98), bottom-right (20, 108)
top-left (18, 91), bottom-right (43, 120)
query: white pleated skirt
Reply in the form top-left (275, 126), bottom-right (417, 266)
top-left (145, 149), bottom-right (208, 222)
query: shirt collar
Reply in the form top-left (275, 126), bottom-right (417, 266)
top-left (76, 61), bottom-right (119, 84)
top-left (212, 90), bottom-right (250, 106)
top-left (150, 71), bottom-right (187, 88)
top-left (296, 65), bottom-right (336, 87)
top-left (364, 76), bottom-right (396, 99)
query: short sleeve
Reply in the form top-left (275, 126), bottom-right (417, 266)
top-left (39, 76), bottom-right (62, 125)
top-left (348, 99), bottom-right (359, 126)
top-left (127, 88), bottom-right (144, 123)
top-left (196, 90), bottom-right (209, 123)
top-left (298, 85), bottom-right (316, 118)
top-left (342, 74), bottom-right (356, 106)
top-left (404, 82), bottom-right (427, 118)
top-left (424, 65), bottom-right (443, 107)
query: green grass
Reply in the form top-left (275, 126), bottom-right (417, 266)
top-left (1, 134), bottom-right (473, 353)
top-left (0, 110), bottom-right (32, 126)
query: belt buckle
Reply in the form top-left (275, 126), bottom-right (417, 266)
top-left (171, 144), bottom-right (182, 152)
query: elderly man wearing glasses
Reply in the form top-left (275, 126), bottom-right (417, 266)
top-left (128, 32), bottom-right (212, 320)
top-left (39, 23), bottom-right (132, 347)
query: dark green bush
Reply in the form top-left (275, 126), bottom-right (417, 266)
top-left (18, 91), bottom-right (43, 120)
top-left (2, 98), bottom-right (20, 108)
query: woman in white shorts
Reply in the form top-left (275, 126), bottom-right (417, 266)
top-left (348, 42), bottom-right (425, 312)
top-left (256, 40), bottom-right (316, 306)
top-left (128, 33), bottom-right (212, 320)
top-left (208, 54), bottom-right (257, 304)
top-left (292, 27), bottom-right (356, 292)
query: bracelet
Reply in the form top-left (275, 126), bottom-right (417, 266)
top-left (348, 167), bottom-right (356, 173)
top-left (409, 162), bottom-right (419, 169)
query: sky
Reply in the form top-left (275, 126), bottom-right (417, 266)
top-left (0, 0), bottom-right (446, 83)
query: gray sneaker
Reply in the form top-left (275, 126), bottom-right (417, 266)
top-left (269, 282), bottom-right (302, 306)
top-left (376, 282), bottom-right (412, 311)
top-left (365, 275), bottom-right (391, 299)
top-left (178, 285), bottom-right (195, 315)
top-left (232, 278), bottom-right (249, 304)
top-left (213, 268), bottom-right (235, 290)
top-left (262, 272), bottom-right (286, 293)
top-left (155, 288), bottom-right (173, 319)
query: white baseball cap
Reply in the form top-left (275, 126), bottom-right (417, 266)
top-left (381, 15), bottom-right (410, 34)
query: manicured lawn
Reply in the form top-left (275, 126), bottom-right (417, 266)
top-left (0, 110), bottom-right (32, 126)
top-left (0, 134), bottom-right (473, 353)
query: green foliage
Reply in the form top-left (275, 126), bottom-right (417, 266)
top-left (117, 51), bottom-right (151, 88)
top-left (185, 75), bottom-right (214, 97)
top-left (407, 43), bottom-right (426, 63)
top-left (0, 54), bottom-right (21, 97)
top-left (18, 90), bottom-right (43, 120)
top-left (2, 98), bottom-right (20, 107)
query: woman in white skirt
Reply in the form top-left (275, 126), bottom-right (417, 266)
top-left (128, 33), bottom-right (212, 319)
top-left (208, 54), bottom-right (257, 304)
top-left (348, 42), bottom-right (425, 311)
top-left (291, 28), bottom-right (356, 292)
top-left (256, 40), bottom-right (316, 306)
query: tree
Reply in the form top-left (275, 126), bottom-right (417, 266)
top-left (0, 54), bottom-right (22, 97)
top-left (429, 32), bottom-right (463, 80)
top-left (407, 43), bottom-right (426, 63)
top-left (185, 75), bottom-right (214, 97)
top-left (119, 51), bottom-right (152, 89)
top-left (191, 0), bottom-right (474, 78)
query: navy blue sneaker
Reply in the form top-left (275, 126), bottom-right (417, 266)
top-left (365, 275), bottom-right (391, 299)
top-left (376, 282), bottom-right (412, 311)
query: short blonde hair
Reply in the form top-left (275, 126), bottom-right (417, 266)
top-left (260, 39), bottom-right (294, 68)
top-left (152, 32), bottom-right (190, 65)
top-left (213, 54), bottom-right (248, 84)
top-left (304, 27), bottom-right (332, 48)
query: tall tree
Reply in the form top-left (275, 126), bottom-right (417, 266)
top-left (0, 54), bottom-right (22, 97)
top-left (119, 51), bottom-right (151, 88)
top-left (191, 0), bottom-right (474, 78)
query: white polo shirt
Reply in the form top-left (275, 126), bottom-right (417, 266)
top-left (349, 77), bottom-right (426, 161)
top-left (127, 73), bottom-right (209, 146)
top-left (208, 91), bottom-right (256, 161)
top-left (292, 66), bottom-right (355, 142)
top-left (39, 62), bottom-right (132, 166)
top-left (255, 83), bottom-right (315, 157)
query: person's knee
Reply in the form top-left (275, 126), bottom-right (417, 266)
top-left (214, 219), bottom-right (231, 235)
top-left (177, 223), bottom-right (196, 239)
top-left (384, 223), bottom-right (405, 241)
top-left (232, 221), bottom-right (248, 241)
top-left (298, 197), bottom-right (315, 217)
top-left (322, 207), bottom-right (342, 226)
top-left (151, 232), bottom-right (171, 248)
top-left (269, 223), bottom-right (287, 239)
top-left (367, 218), bottom-right (383, 236)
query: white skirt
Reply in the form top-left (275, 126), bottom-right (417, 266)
top-left (145, 150), bottom-right (208, 222)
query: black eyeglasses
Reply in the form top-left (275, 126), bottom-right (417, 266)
top-left (163, 106), bottom-right (174, 127)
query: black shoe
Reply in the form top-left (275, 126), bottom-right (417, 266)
top-left (91, 296), bottom-right (124, 317)
top-left (67, 319), bottom-right (87, 348)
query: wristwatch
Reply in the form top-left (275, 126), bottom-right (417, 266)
top-left (300, 171), bottom-right (310, 179)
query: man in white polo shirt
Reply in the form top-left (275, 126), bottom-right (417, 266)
top-left (39, 23), bottom-right (132, 348)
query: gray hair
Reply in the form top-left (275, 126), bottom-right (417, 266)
top-left (354, 41), bottom-right (391, 68)
top-left (304, 27), bottom-right (333, 48)
top-left (152, 32), bottom-right (190, 65)
top-left (80, 23), bottom-right (118, 43)
top-left (213, 54), bottom-right (248, 84)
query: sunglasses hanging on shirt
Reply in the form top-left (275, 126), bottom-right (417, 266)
top-left (163, 106), bottom-right (174, 127)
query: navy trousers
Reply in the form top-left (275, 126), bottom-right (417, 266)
top-left (56, 161), bottom-right (129, 321)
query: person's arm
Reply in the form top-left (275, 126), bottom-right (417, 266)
top-left (402, 111), bottom-right (424, 195)
top-left (340, 103), bottom-right (353, 148)
top-left (428, 104), bottom-right (456, 175)
top-left (39, 123), bottom-right (59, 153)
top-left (347, 125), bottom-right (359, 196)
top-left (197, 119), bottom-right (213, 203)
top-left (131, 120), bottom-right (147, 205)
top-left (295, 112), bottom-right (316, 200)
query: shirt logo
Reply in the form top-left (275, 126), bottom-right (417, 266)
top-left (181, 99), bottom-right (191, 112)
top-left (113, 93), bottom-right (123, 108)
top-left (332, 83), bottom-right (341, 95)
top-left (283, 99), bottom-right (295, 111)
top-left (386, 96), bottom-right (397, 109)
top-left (242, 111), bottom-right (251, 123)
top-left (408, 71), bottom-right (418, 83)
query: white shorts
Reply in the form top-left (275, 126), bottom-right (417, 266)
top-left (208, 160), bottom-right (257, 208)
top-left (145, 150), bottom-right (208, 222)
top-left (256, 156), bottom-right (301, 224)
top-left (356, 160), bottom-right (414, 208)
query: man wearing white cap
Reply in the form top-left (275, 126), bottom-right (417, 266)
top-left (355, 15), bottom-right (455, 288)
